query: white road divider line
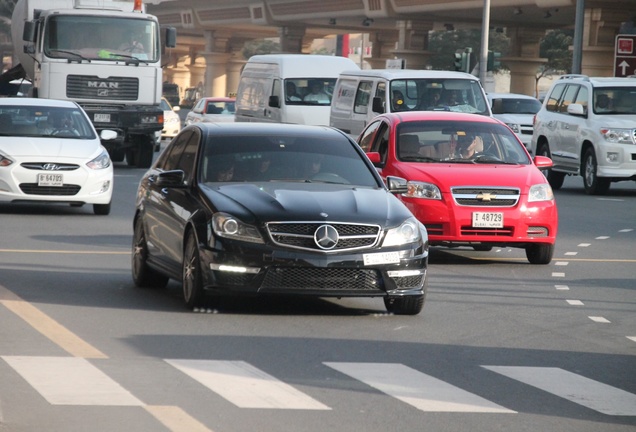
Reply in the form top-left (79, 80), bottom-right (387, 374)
top-left (566, 300), bottom-right (584, 306)
top-left (166, 359), bottom-right (330, 410)
top-left (1, 356), bottom-right (143, 406)
top-left (324, 362), bottom-right (514, 413)
top-left (555, 285), bottom-right (570, 290)
top-left (483, 366), bottom-right (636, 416)
top-left (589, 316), bottom-right (611, 323)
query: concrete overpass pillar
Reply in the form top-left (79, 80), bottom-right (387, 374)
top-left (580, 8), bottom-right (623, 76)
top-left (201, 31), bottom-right (232, 98)
top-left (227, 39), bottom-right (249, 97)
top-left (279, 26), bottom-right (306, 53)
top-left (366, 31), bottom-right (399, 69)
top-left (505, 28), bottom-right (546, 96)
top-left (390, 20), bottom-right (434, 70)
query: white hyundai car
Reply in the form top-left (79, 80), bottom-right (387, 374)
top-left (0, 98), bottom-right (116, 215)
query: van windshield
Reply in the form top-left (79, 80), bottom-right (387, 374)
top-left (285, 79), bottom-right (336, 106)
top-left (390, 79), bottom-right (489, 115)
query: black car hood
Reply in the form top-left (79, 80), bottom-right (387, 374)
top-left (200, 182), bottom-right (412, 227)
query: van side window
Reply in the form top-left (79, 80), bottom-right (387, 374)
top-left (376, 82), bottom-right (386, 110)
top-left (354, 81), bottom-right (373, 114)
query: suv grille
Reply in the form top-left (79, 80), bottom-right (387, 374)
top-left (267, 222), bottom-right (381, 252)
top-left (67, 75), bottom-right (138, 100)
top-left (451, 187), bottom-right (520, 207)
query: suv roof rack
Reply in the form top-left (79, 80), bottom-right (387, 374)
top-left (558, 74), bottom-right (590, 81)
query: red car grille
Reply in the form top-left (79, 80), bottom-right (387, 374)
top-left (460, 226), bottom-right (514, 237)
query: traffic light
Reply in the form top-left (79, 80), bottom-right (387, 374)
top-left (453, 49), bottom-right (469, 73)
top-left (487, 51), bottom-right (502, 71)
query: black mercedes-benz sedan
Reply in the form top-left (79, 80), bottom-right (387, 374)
top-left (132, 123), bottom-right (429, 315)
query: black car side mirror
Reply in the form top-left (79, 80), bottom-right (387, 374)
top-left (155, 170), bottom-right (187, 188)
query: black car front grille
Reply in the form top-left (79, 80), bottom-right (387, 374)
top-left (21, 163), bottom-right (79, 171)
top-left (260, 267), bottom-right (382, 292)
top-left (19, 183), bottom-right (81, 196)
top-left (267, 222), bottom-right (380, 252)
top-left (451, 187), bottom-right (520, 207)
top-left (67, 75), bottom-right (138, 100)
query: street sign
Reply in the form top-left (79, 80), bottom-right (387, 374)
top-left (614, 34), bottom-right (636, 77)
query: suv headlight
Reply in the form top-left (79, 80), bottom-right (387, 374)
top-left (382, 217), bottom-right (423, 247)
top-left (404, 181), bottom-right (442, 200)
top-left (600, 128), bottom-right (634, 145)
top-left (86, 150), bottom-right (111, 170)
top-left (528, 183), bottom-right (554, 202)
top-left (211, 212), bottom-right (264, 244)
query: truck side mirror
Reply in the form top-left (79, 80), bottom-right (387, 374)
top-left (372, 96), bottom-right (384, 114)
top-left (165, 27), bottom-right (177, 48)
top-left (23, 21), bottom-right (36, 43)
top-left (268, 95), bottom-right (280, 108)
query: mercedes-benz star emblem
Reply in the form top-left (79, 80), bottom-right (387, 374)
top-left (314, 224), bottom-right (339, 250)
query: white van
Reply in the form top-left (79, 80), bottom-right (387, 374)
top-left (330, 69), bottom-right (492, 137)
top-left (235, 54), bottom-right (360, 126)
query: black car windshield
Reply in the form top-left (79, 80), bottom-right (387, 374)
top-left (0, 106), bottom-right (96, 139)
top-left (199, 133), bottom-right (380, 187)
top-left (396, 120), bottom-right (531, 164)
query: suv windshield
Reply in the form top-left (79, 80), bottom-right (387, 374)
top-left (390, 79), bottom-right (489, 115)
top-left (593, 87), bottom-right (636, 114)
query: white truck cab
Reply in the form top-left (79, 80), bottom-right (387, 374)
top-left (329, 69), bottom-right (492, 138)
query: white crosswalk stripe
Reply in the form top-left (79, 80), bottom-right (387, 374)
top-left (1, 356), bottom-right (143, 406)
top-left (483, 366), bottom-right (636, 416)
top-left (324, 362), bottom-right (515, 413)
top-left (165, 359), bottom-right (330, 410)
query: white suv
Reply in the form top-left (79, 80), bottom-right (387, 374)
top-left (530, 75), bottom-right (636, 194)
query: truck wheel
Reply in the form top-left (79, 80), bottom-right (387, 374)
top-left (137, 135), bottom-right (154, 169)
top-left (126, 149), bottom-right (137, 167)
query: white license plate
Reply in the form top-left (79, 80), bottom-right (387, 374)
top-left (94, 113), bottom-right (111, 122)
top-left (38, 173), bottom-right (63, 187)
top-left (472, 212), bottom-right (504, 228)
top-left (363, 251), bottom-right (401, 266)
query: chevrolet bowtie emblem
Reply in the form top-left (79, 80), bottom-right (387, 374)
top-left (476, 192), bottom-right (496, 202)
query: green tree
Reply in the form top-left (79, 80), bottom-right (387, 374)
top-left (534, 29), bottom-right (573, 97)
top-left (242, 39), bottom-right (281, 59)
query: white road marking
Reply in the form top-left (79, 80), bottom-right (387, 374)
top-left (324, 362), bottom-right (514, 413)
top-left (166, 359), bottom-right (330, 410)
top-left (566, 300), bottom-right (584, 306)
top-left (589, 316), bottom-right (611, 323)
top-left (2, 356), bottom-right (143, 406)
top-left (619, 229), bottom-right (633, 232)
top-left (483, 366), bottom-right (636, 416)
top-left (555, 261), bottom-right (569, 266)
top-left (595, 236), bottom-right (610, 240)
top-left (555, 285), bottom-right (570, 290)
top-left (564, 252), bottom-right (578, 256)
top-left (627, 336), bottom-right (636, 343)
top-left (578, 243), bottom-right (591, 247)
top-left (551, 272), bottom-right (565, 277)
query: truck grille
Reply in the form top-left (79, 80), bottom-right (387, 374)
top-left (67, 75), bottom-right (138, 100)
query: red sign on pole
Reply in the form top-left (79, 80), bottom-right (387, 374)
top-left (615, 35), bottom-right (636, 77)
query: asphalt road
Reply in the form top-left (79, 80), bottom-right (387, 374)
top-left (0, 158), bottom-right (634, 432)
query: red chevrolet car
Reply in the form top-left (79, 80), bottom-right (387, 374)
top-left (357, 111), bottom-right (558, 264)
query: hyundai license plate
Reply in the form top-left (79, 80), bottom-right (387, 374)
top-left (94, 113), bottom-right (110, 122)
top-left (363, 251), bottom-right (400, 266)
top-left (472, 212), bottom-right (503, 228)
top-left (38, 173), bottom-right (63, 187)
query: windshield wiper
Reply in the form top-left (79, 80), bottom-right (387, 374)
top-left (50, 49), bottom-right (91, 62)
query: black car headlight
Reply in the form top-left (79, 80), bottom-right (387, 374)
top-left (211, 212), bottom-right (264, 244)
top-left (382, 217), bottom-right (422, 247)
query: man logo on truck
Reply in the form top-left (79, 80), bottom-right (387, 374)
top-left (88, 81), bottom-right (119, 89)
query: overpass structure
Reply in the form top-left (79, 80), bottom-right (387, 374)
top-left (149, 0), bottom-right (634, 99)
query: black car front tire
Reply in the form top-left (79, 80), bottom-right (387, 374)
top-left (384, 295), bottom-right (425, 315)
top-left (525, 243), bottom-right (554, 265)
top-left (132, 219), bottom-right (169, 288)
top-left (182, 233), bottom-right (206, 309)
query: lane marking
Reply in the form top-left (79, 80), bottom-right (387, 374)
top-left (144, 406), bottom-right (215, 432)
top-left (555, 261), bottom-right (568, 266)
top-left (627, 337), bottom-right (636, 343)
top-left (2, 356), bottom-right (142, 406)
top-left (483, 366), bottom-right (636, 416)
top-left (564, 252), bottom-right (578, 256)
top-left (324, 362), bottom-right (514, 413)
top-left (619, 229), bottom-right (633, 233)
top-left (552, 272), bottom-right (565, 278)
top-left (555, 285), bottom-right (570, 290)
top-left (166, 359), bottom-right (330, 410)
top-left (566, 300), bottom-right (584, 306)
top-left (0, 285), bottom-right (106, 359)
top-left (595, 236), bottom-right (610, 240)
top-left (578, 243), bottom-right (591, 247)
top-left (589, 316), bottom-right (611, 323)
